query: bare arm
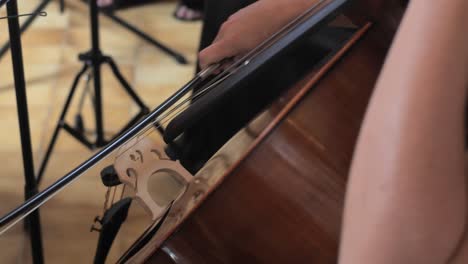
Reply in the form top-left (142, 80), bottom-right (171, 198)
top-left (339, 1), bottom-right (468, 263)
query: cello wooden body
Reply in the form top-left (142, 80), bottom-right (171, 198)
top-left (121, 1), bottom-right (408, 263)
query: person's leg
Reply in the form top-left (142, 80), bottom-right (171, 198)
top-left (339, 1), bottom-right (468, 263)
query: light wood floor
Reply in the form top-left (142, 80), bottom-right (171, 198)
top-left (0, 0), bottom-right (201, 262)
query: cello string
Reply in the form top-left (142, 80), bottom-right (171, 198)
top-left (118, 0), bottom-right (330, 145)
top-left (191, 0), bottom-right (328, 79)
top-left (110, 0), bottom-right (324, 155)
top-left (103, 187), bottom-right (111, 213)
top-left (140, 0), bottom-right (329, 126)
top-left (111, 0), bottom-right (332, 158)
top-left (0, 0), bottom-right (335, 235)
top-left (105, 0), bottom-right (332, 229)
top-left (0, 65), bottom-right (229, 235)
top-left (120, 184), bottom-right (126, 200)
top-left (114, 70), bottom-right (234, 158)
top-left (111, 186), bottom-right (117, 206)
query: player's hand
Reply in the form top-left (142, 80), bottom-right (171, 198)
top-left (199, 0), bottom-right (296, 69)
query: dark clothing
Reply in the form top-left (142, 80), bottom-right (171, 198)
top-left (180, 0), bottom-right (205, 11)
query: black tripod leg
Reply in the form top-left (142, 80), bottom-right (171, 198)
top-left (101, 11), bottom-right (188, 65)
top-left (104, 57), bottom-right (165, 136)
top-left (104, 57), bottom-right (148, 111)
top-left (37, 64), bottom-right (89, 183)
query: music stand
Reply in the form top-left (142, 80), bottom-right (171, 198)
top-left (0, 0), bottom-right (188, 64)
top-left (5, 0), bottom-right (44, 263)
top-left (0, 0), bottom-right (54, 60)
top-left (36, 0), bottom-right (150, 182)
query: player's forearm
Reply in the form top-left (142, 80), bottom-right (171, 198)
top-left (340, 1), bottom-right (468, 263)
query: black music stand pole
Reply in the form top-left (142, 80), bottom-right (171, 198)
top-left (100, 10), bottom-right (187, 64)
top-left (6, 0), bottom-right (44, 263)
top-left (71, 0), bottom-right (188, 64)
top-left (36, 0), bottom-right (150, 182)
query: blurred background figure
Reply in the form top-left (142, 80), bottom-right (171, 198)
top-left (173, 0), bottom-right (204, 21)
top-left (96, 0), bottom-right (204, 21)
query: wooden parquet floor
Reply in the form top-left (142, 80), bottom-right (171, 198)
top-left (0, 0), bottom-right (201, 262)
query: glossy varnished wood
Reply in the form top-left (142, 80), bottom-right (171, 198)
top-left (145, 25), bottom-right (392, 263)
top-left (142, 1), bottom-right (407, 263)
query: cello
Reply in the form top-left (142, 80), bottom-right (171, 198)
top-left (0, 0), bottom-right (407, 262)
top-left (117, 0), bottom-right (408, 263)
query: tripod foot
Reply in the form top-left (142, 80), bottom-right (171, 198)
top-left (174, 54), bottom-right (189, 65)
